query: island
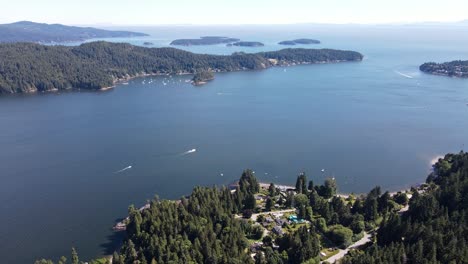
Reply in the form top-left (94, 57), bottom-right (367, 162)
top-left (0, 42), bottom-right (363, 94)
top-left (170, 36), bottom-right (240, 46)
top-left (279, 38), bottom-right (321, 45)
top-left (0, 21), bottom-right (148, 43)
top-left (143, 42), bottom-right (154, 46)
top-left (229, 41), bottom-right (265, 47)
top-left (36, 152), bottom-right (468, 264)
top-left (191, 70), bottom-right (215, 85)
top-left (420, 60), bottom-right (468, 77)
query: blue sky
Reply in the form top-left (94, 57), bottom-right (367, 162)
top-left (2, 0), bottom-right (468, 25)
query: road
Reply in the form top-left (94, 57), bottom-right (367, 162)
top-left (322, 232), bottom-right (371, 263)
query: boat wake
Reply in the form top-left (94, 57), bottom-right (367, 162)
top-left (395, 71), bottom-right (414, 79)
top-left (180, 149), bottom-right (197, 156)
top-left (398, 105), bottom-right (427, 109)
top-left (114, 165), bottom-right (132, 173)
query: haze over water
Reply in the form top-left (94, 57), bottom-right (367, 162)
top-left (1, 25), bottom-right (468, 263)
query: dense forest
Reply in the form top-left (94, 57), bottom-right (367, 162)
top-left (170, 37), bottom-right (240, 46)
top-left (229, 42), bottom-right (265, 47)
top-left (191, 70), bottom-right (215, 85)
top-left (0, 42), bottom-right (363, 94)
top-left (279, 39), bottom-right (321, 45)
top-left (341, 152), bottom-right (468, 264)
top-left (38, 150), bottom-right (468, 264)
top-left (420, 60), bottom-right (468, 77)
top-left (0, 21), bottom-right (148, 43)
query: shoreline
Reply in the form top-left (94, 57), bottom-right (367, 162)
top-left (91, 58), bottom-right (362, 92)
top-left (2, 58), bottom-right (362, 96)
top-left (114, 153), bottom-right (442, 230)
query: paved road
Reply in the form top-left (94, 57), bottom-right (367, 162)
top-left (322, 232), bottom-right (371, 263)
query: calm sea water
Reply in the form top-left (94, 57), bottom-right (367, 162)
top-left (1, 25), bottom-right (468, 263)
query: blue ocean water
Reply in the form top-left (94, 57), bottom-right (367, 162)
top-left (0, 24), bottom-right (468, 263)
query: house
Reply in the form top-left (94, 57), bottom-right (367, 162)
top-left (272, 226), bottom-right (284, 235)
top-left (250, 242), bottom-right (263, 252)
top-left (275, 218), bottom-right (286, 226)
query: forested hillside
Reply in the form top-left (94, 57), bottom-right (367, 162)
top-left (0, 42), bottom-right (363, 94)
top-left (35, 152), bottom-right (468, 264)
top-left (420, 60), bottom-right (468, 77)
top-left (0, 21), bottom-right (148, 43)
top-left (341, 152), bottom-right (468, 264)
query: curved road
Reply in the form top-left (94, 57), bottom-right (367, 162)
top-left (322, 232), bottom-right (371, 263)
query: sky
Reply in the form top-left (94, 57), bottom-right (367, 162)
top-left (1, 0), bottom-right (467, 25)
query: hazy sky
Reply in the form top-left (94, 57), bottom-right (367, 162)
top-left (1, 0), bottom-right (467, 25)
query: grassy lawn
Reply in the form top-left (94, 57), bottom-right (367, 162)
top-left (320, 248), bottom-right (340, 260)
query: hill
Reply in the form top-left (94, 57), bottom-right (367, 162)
top-left (37, 151), bottom-right (468, 264)
top-left (420, 60), bottom-right (468, 78)
top-left (229, 41), bottom-right (265, 47)
top-left (0, 42), bottom-right (363, 94)
top-left (0, 21), bottom-right (148, 43)
top-left (170, 36), bottom-right (240, 46)
top-left (279, 39), bottom-right (321, 45)
top-left (341, 152), bottom-right (468, 263)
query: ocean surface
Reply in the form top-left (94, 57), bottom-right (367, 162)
top-left (1, 24), bottom-right (468, 263)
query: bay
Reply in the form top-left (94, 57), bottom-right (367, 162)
top-left (1, 24), bottom-right (467, 263)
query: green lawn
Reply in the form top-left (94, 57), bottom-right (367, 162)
top-left (320, 248), bottom-right (340, 260)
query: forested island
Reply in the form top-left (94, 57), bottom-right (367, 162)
top-left (36, 152), bottom-right (468, 264)
top-left (191, 70), bottom-right (215, 85)
top-left (0, 21), bottom-right (148, 43)
top-left (420, 60), bottom-right (468, 77)
top-left (170, 36), bottom-right (240, 46)
top-left (279, 39), bottom-right (321, 45)
top-left (0, 42), bottom-right (363, 94)
top-left (229, 41), bottom-right (265, 47)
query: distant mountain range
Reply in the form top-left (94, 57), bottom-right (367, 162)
top-left (0, 21), bottom-right (148, 43)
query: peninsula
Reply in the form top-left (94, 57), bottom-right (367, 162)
top-left (0, 21), bottom-right (148, 43)
top-left (279, 39), bottom-right (321, 45)
top-left (38, 152), bottom-right (468, 264)
top-left (191, 70), bottom-right (215, 85)
top-left (0, 42), bottom-right (363, 94)
top-left (420, 60), bottom-right (468, 77)
top-left (170, 36), bottom-right (240, 46)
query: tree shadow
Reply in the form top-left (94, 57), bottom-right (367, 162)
top-left (99, 219), bottom-right (127, 255)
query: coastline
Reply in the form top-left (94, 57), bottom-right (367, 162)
top-left (430, 155), bottom-right (444, 167)
top-left (107, 155), bottom-right (442, 261)
top-left (114, 153), bottom-right (443, 230)
top-left (113, 175), bottom-right (425, 231)
top-left (2, 58), bottom-right (362, 96)
top-left (99, 86), bottom-right (114, 91)
top-left (90, 58), bottom-right (362, 92)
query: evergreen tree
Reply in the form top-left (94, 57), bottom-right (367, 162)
top-left (71, 248), bottom-right (79, 264)
top-left (295, 173), bottom-right (308, 194)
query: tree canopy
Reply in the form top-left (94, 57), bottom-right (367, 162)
top-left (0, 42), bottom-right (363, 94)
